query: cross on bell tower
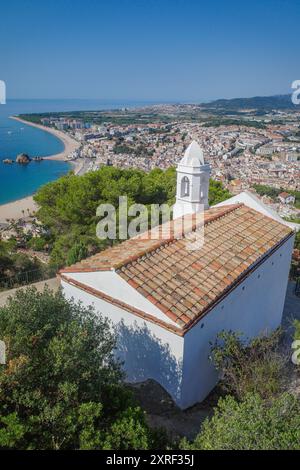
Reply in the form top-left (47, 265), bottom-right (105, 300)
top-left (173, 140), bottom-right (210, 219)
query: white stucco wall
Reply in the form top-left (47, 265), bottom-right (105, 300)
top-left (180, 235), bottom-right (294, 409)
top-left (61, 280), bottom-right (184, 403)
top-left (65, 271), bottom-right (178, 327)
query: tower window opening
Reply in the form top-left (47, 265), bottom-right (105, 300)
top-left (181, 176), bottom-right (190, 197)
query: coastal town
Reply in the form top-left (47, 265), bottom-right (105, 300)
top-left (19, 102), bottom-right (300, 224)
top-left (1, 100), bottom-right (299, 284)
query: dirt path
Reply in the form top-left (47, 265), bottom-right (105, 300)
top-left (0, 277), bottom-right (60, 307)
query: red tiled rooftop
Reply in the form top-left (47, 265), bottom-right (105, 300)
top-left (61, 205), bottom-right (241, 273)
top-left (61, 204), bottom-right (293, 331)
top-left (279, 192), bottom-right (292, 199)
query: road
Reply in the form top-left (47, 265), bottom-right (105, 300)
top-left (0, 277), bottom-right (60, 307)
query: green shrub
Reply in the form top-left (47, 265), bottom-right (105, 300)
top-left (294, 320), bottom-right (300, 341)
top-left (181, 393), bottom-right (300, 450)
top-left (28, 236), bottom-right (48, 251)
top-left (67, 241), bottom-right (88, 266)
top-left (210, 329), bottom-right (287, 400)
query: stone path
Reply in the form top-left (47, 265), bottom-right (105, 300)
top-left (0, 277), bottom-right (60, 307)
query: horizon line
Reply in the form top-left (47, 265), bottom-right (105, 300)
top-left (3, 93), bottom-right (293, 106)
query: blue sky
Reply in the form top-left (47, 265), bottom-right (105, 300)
top-left (1, 0), bottom-right (299, 101)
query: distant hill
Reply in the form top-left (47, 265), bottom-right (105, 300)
top-left (202, 94), bottom-right (296, 111)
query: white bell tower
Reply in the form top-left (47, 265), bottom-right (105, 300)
top-left (173, 140), bottom-right (210, 219)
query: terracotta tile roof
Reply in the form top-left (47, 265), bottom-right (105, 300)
top-left (61, 204), bottom-right (293, 331)
top-left (61, 204), bottom-right (241, 273)
top-left (279, 192), bottom-right (292, 199)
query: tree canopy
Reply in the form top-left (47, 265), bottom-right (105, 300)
top-left (34, 166), bottom-right (231, 267)
top-left (0, 288), bottom-right (159, 450)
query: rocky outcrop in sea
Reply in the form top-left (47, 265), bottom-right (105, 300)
top-left (16, 153), bottom-right (31, 164)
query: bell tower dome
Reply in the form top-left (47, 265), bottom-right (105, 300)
top-left (173, 140), bottom-right (210, 219)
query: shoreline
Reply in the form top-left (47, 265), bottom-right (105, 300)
top-left (0, 118), bottom-right (82, 222)
top-left (0, 196), bottom-right (38, 223)
top-left (10, 116), bottom-right (81, 163)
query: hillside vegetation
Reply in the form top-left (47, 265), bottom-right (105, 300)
top-left (33, 166), bottom-right (231, 267)
top-left (0, 288), bottom-right (165, 450)
top-left (0, 290), bottom-right (299, 450)
top-left (203, 94), bottom-right (296, 111)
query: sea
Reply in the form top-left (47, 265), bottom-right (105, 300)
top-left (0, 99), bottom-right (164, 205)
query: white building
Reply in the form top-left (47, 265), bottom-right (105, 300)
top-left (60, 141), bottom-right (295, 409)
top-left (278, 192), bottom-right (296, 205)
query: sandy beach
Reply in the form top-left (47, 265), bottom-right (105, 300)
top-left (11, 116), bottom-right (80, 161)
top-left (0, 118), bottom-right (82, 222)
top-left (0, 196), bottom-right (38, 223)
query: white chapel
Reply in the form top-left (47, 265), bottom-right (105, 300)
top-left (60, 141), bottom-right (295, 409)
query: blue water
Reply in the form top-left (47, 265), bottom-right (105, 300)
top-left (0, 99), bottom-right (163, 205)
